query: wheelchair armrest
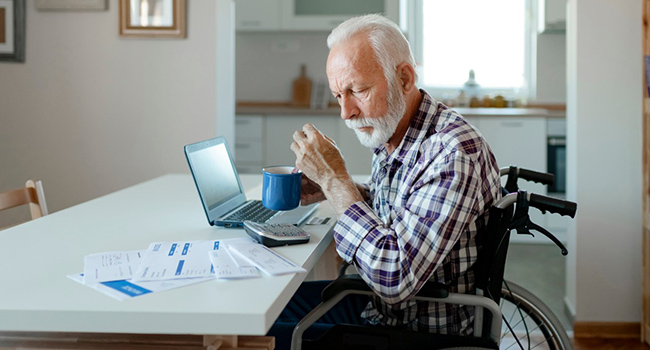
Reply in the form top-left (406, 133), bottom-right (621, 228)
top-left (321, 274), bottom-right (449, 302)
top-left (294, 278), bottom-right (501, 350)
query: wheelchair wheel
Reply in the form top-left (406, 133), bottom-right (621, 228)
top-left (499, 280), bottom-right (572, 350)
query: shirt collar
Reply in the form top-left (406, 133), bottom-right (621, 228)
top-left (374, 90), bottom-right (440, 168)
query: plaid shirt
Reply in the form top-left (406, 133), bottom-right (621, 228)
top-left (333, 91), bottom-right (501, 335)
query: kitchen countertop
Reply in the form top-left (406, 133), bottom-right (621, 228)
top-left (236, 105), bottom-right (566, 118)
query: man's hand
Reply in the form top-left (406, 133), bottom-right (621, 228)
top-left (290, 123), bottom-right (364, 217)
top-left (290, 123), bottom-right (346, 186)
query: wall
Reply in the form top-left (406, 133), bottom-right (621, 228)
top-left (235, 26), bottom-right (567, 104)
top-left (536, 33), bottom-right (567, 103)
top-left (236, 32), bottom-right (330, 102)
top-left (0, 1), bottom-right (232, 226)
top-left (566, 0), bottom-right (642, 322)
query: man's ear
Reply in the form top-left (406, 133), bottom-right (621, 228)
top-left (397, 62), bottom-right (416, 94)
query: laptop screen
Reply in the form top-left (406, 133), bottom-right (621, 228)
top-left (186, 141), bottom-right (242, 211)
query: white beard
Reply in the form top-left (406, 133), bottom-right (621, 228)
top-left (345, 78), bottom-right (407, 149)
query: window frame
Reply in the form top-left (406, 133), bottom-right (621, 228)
top-left (405, 0), bottom-right (537, 101)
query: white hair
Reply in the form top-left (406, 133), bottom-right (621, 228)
top-left (327, 14), bottom-right (418, 85)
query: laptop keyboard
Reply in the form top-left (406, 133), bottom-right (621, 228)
top-left (225, 201), bottom-right (278, 223)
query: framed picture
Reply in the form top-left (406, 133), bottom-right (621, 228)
top-left (0, 0), bottom-right (25, 62)
top-left (119, 0), bottom-right (186, 38)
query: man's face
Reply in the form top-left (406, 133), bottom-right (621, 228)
top-left (326, 35), bottom-right (406, 149)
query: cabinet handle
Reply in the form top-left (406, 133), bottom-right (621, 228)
top-left (500, 121), bottom-right (524, 127)
top-left (236, 143), bottom-right (251, 149)
top-left (240, 20), bottom-right (261, 27)
top-left (329, 20), bottom-right (343, 26)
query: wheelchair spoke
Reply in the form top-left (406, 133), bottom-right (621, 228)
top-left (504, 291), bottom-right (532, 329)
top-left (507, 311), bottom-right (532, 330)
top-left (502, 316), bottom-right (528, 350)
top-left (526, 332), bottom-right (556, 350)
top-left (531, 337), bottom-right (555, 350)
top-left (505, 326), bottom-right (556, 350)
top-left (498, 282), bottom-right (571, 350)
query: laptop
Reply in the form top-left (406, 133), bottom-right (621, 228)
top-left (184, 136), bottom-right (319, 228)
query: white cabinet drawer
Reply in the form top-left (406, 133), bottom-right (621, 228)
top-left (477, 117), bottom-right (547, 172)
top-left (235, 140), bottom-right (263, 163)
top-left (236, 115), bottom-right (264, 141)
top-left (475, 117), bottom-right (549, 242)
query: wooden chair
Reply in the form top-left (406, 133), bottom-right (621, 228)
top-left (0, 179), bottom-right (48, 224)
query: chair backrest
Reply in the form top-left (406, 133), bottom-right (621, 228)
top-left (0, 179), bottom-right (49, 224)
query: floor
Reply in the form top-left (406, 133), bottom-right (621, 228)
top-left (573, 338), bottom-right (650, 350)
top-left (505, 243), bottom-right (571, 330)
top-left (506, 243), bottom-right (650, 350)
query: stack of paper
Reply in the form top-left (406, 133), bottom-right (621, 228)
top-left (68, 237), bottom-right (305, 301)
top-left (228, 243), bottom-right (306, 276)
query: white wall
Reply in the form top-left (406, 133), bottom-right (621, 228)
top-left (236, 32), bottom-right (330, 102)
top-left (536, 33), bottom-right (567, 103)
top-left (0, 1), bottom-right (232, 226)
top-left (235, 27), bottom-right (567, 104)
top-left (566, 0), bottom-right (642, 322)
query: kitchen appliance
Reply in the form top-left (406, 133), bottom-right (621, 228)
top-left (547, 119), bottom-right (566, 193)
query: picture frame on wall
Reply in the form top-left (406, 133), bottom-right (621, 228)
top-left (0, 0), bottom-right (25, 62)
top-left (119, 0), bottom-right (186, 38)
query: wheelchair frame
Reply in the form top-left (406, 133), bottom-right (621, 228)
top-left (290, 167), bottom-right (576, 350)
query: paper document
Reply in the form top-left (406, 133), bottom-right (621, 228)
top-left (228, 243), bottom-right (306, 276)
top-left (133, 240), bottom-right (222, 281)
top-left (133, 238), bottom-right (257, 282)
top-left (208, 249), bottom-right (260, 279)
top-left (68, 274), bottom-right (210, 301)
top-left (83, 250), bottom-right (144, 284)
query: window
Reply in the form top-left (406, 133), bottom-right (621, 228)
top-left (407, 0), bottom-right (535, 100)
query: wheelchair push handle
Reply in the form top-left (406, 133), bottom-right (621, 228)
top-left (517, 168), bottom-right (555, 186)
top-left (500, 166), bottom-right (555, 186)
top-left (529, 193), bottom-right (577, 218)
top-left (496, 192), bottom-right (577, 218)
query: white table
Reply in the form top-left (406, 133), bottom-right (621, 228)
top-left (0, 174), bottom-right (338, 349)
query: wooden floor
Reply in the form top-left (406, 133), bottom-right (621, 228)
top-left (573, 337), bottom-right (650, 350)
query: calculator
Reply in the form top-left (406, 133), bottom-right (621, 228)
top-left (242, 220), bottom-right (311, 247)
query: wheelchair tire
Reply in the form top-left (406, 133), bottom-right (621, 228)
top-left (499, 280), bottom-right (572, 350)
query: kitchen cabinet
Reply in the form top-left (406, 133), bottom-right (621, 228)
top-left (235, 0), bottom-right (399, 32)
top-left (235, 114), bottom-right (373, 175)
top-left (471, 117), bottom-right (560, 243)
top-left (235, 115), bottom-right (265, 174)
top-left (281, 0), bottom-right (399, 31)
top-left (264, 115), bottom-right (340, 168)
top-left (336, 123), bottom-right (374, 175)
top-left (474, 117), bottom-right (547, 173)
top-left (235, 0), bottom-right (282, 31)
top-left (263, 115), bottom-right (373, 174)
top-left (538, 0), bottom-right (566, 33)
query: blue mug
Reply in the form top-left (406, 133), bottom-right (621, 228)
top-left (262, 166), bottom-right (302, 211)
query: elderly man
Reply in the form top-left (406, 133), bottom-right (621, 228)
top-left (268, 14), bottom-right (501, 349)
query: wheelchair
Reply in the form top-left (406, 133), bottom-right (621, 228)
top-left (290, 166), bottom-right (577, 350)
